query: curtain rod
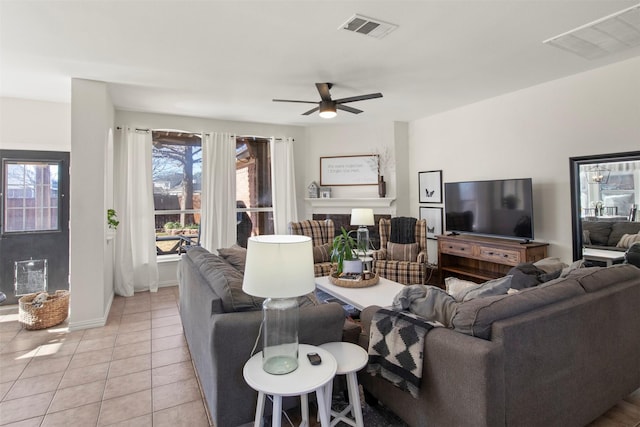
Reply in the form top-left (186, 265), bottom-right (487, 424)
top-left (115, 126), bottom-right (150, 133)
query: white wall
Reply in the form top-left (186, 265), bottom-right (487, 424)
top-left (0, 97), bottom-right (70, 150)
top-left (302, 122), bottom-right (409, 215)
top-left (409, 56), bottom-right (640, 264)
top-left (69, 79), bottom-right (115, 330)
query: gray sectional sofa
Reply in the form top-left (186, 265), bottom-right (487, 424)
top-left (582, 220), bottom-right (640, 251)
top-left (358, 264), bottom-right (640, 427)
top-left (178, 246), bottom-right (346, 427)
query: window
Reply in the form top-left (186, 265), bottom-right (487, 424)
top-left (236, 136), bottom-right (273, 247)
top-left (152, 131), bottom-right (202, 255)
top-left (3, 161), bottom-right (59, 233)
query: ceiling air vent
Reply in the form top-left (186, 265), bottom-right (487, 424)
top-left (340, 14), bottom-right (398, 39)
top-left (543, 3), bottom-right (640, 60)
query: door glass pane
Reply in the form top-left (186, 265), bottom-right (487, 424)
top-left (3, 161), bottom-right (59, 232)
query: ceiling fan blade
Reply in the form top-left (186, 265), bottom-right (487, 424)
top-left (315, 83), bottom-right (333, 101)
top-left (334, 93), bottom-right (383, 104)
top-left (336, 104), bottom-right (363, 114)
top-left (272, 99), bottom-right (318, 104)
top-left (302, 106), bottom-right (320, 115)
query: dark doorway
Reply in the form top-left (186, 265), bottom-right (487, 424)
top-left (0, 150), bottom-right (70, 305)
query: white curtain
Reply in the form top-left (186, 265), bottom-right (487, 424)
top-left (201, 132), bottom-right (237, 251)
top-left (271, 137), bottom-right (298, 234)
top-left (114, 128), bottom-right (159, 296)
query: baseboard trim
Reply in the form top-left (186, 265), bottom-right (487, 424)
top-left (68, 291), bottom-right (114, 331)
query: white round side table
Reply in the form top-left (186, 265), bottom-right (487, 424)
top-left (243, 343), bottom-right (337, 427)
top-left (319, 341), bottom-right (369, 427)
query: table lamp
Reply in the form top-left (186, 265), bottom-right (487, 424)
top-left (242, 235), bottom-right (315, 375)
top-left (350, 208), bottom-right (375, 257)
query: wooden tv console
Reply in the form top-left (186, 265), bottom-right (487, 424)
top-left (438, 234), bottom-right (548, 282)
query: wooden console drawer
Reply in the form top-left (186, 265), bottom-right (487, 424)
top-left (478, 247), bottom-right (521, 265)
top-left (440, 241), bottom-right (473, 257)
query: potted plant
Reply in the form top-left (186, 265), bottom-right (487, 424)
top-left (107, 209), bottom-right (119, 230)
top-left (331, 227), bottom-right (363, 276)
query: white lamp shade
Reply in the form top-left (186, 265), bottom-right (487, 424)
top-left (350, 208), bottom-right (375, 226)
top-left (242, 235), bottom-right (315, 298)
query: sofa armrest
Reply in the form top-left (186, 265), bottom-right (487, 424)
top-left (206, 302), bottom-right (346, 426)
top-left (358, 305), bottom-right (505, 427)
top-left (417, 250), bottom-right (428, 264)
top-left (372, 249), bottom-right (387, 260)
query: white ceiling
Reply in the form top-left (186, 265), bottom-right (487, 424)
top-left (2, 0), bottom-right (640, 126)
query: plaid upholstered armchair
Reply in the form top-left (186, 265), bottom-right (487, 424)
top-left (288, 219), bottom-right (335, 277)
top-left (372, 217), bottom-right (428, 285)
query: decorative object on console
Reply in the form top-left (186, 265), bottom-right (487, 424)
top-left (419, 206), bottom-right (443, 240)
top-left (350, 208), bottom-right (375, 257)
top-left (307, 181), bottom-right (319, 198)
top-left (242, 235), bottom-right (315, 375)
top-left (418, 170), bottom-right (443, 204)
top-left (378, 176), bottom-right (386, 198)
top-left (320, 186), bottom-right (332, 198)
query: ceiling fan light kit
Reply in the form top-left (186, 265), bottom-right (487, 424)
top-left (273, 82), bottom-right (382, 119)
top-left (319, 101), bottom-right (337, 119)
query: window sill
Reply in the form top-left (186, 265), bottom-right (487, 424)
top-left (157, 254), bottom-right (181, 263)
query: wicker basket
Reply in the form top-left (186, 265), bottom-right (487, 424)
top-left (18, 290), bottom-right (69, 330)
top-left (329, 272), bottom-right (379, 288)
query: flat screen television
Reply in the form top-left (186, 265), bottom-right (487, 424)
top-left (444, 178), bottom-right (534, 241)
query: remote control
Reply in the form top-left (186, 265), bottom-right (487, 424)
top-left (307, 352), bottom-right (321, 365)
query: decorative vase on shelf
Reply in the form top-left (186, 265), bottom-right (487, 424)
top-left (378, 176), bottom-right (386, 198)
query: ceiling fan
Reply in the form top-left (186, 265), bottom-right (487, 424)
top-left (272, 83), bottom-right (383, 118)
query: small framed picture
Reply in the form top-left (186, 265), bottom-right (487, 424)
top-left (319, 187), bottom-right (332, 199)
top-left (418, 170), bottom-right (443, 203)
top-left (420, 207), bottom-right (443, 240)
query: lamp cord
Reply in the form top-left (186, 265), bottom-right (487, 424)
top-left (250, 320), bottom-right (263, 358)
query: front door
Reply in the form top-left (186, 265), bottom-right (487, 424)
top-left (0, 150), bottom-right (70, 305)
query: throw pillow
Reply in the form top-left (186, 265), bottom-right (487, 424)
top-left (444, 277), bottom-right (479, 302)
top-left (458, 275), bottom-right (513, 302)
top-left (312, 243), bottom-right (332, 263)
top-left (533, 257), bottom-right (569, 274)
top-left (616, 232), bottom-right (640, 249)
top-left (387, 242), bottom-right (419, 262)
top-left (217, 244), bottom-right (247, 272)
top-left (559, 259), bottom-right (585, 278)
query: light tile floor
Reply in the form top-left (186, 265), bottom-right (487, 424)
top-left (0, 286), bottom-right (211, 427)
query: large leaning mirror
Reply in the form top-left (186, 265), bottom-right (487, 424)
top-left (570, 151), bottom-right (640, 261)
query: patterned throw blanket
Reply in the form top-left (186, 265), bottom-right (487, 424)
top-left (367, 308), bottom-right (435, 398)
top-left (390, 217), bottom-right (416, 243)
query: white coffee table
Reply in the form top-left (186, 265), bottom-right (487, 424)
top-left (243, 344), bottom-right (337, 427)
top-left (582, 247), bottom-right (626, 266)
top-left (315, 276), bottom-right (405, 310)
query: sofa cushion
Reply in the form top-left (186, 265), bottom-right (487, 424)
top-left (387, 242), bottom-right (419, 262)
top-left (451, 277), bottom-right (585, 339)
top-left (187, 246), bottom-right (216, 268)
top-left (198, 254), bottom-right (264, 312)
top-left (582, 221), bottom-right (613, 246)
top-left (217, 244), bottom-right (247, 272)
top-left (312, 243), bottom-right (332, 263)
top-left (569, 264), bottom-right (640, 293)
top-left (616, 232), bottom-right (640, 249)
top-left (608, 222), bottom-right (640, 247)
